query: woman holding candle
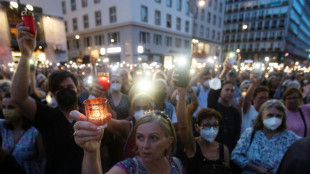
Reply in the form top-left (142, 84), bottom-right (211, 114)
top-left (70, 110), bottom-right (185, 174)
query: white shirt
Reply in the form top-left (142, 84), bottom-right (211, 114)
top-left (241, 105), bottom-right (258, 134)
top-left (192, 84), bottom-right (210, 117)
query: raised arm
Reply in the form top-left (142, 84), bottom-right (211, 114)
top-left (243, 75), bottom-right (260, 114)
top-left (11, 23), bottom-right (37, 120)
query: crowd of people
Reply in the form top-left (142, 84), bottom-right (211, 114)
top-left (0, 23), bottom-right (309, 174)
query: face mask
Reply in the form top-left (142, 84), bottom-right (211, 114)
top-left (111, 83), bottom-right (121, 92)
top-left (200, 127), bottom-right (219, 142)
top-left (175, 94), bottom-right (179, 101)
top-left (263, 117), bottom-right (282, 131)
top-left (203, 80), bottom-right (210, 88)
top-left (2, 109), bottom-right (22, 124)
top-left (56, 88), bottom-right (77, 109)
top-left (134, 110), bottom-right (146, 120)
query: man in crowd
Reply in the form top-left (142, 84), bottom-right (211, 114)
top-left (11, 23), bottom-right (83, 174)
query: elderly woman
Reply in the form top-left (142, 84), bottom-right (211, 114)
top-left (231, 99), bottom-right (300, 174)
top-left (70, 110), bottom-right (184, 174)
top-left (284, 87), bottom-right (310, 137)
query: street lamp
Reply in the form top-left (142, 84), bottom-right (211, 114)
top-left (10, 1), bottom-right (19, 9)
top-left (197, 0), bottom-right (206, 7)
top-left (75, 35), bottom-right (80, 40)
top-left (242, 24), bottom-right (248, 30)
top-left (236, 49), bottom-right (240, 53)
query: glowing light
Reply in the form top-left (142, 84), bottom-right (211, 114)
top-left (137, 79), bottom-right (153, 93)
top-left (75, 35), bottom-right (80, 39)
top-left (236, 49), bottom-right (240, 53)
top-left (198, 0), bottom-right (206, 7)
top-left (10, 1), bottom-right (18, 9)
top-left (137, 45), bottom-right (144, 54)
top-left (100, 48), bottom-right (106, 55)
top-left (242, 24), bottom-right (248, 30)
top-left (26, 4), bottom-right (34, 11)
top-left (107, 47), bottom-right (121, 53)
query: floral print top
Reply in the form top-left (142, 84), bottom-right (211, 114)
top-left (231, 128), bottom-right (300, 174)
top-left (116, 156), bottom-right (185, 174)
top-left (0, 119), bottom-right (41, 174)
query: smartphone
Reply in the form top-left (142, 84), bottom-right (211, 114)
top-left (21, 11), bottom-right (36, 35)
top-left (174, 57), bottom-right (191, 88)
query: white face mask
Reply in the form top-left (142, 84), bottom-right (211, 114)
top-left (175, 94), bottom-right (179, 101)
top-left (203, 80), bottom-right (210, 88)
top-left (263, 117), bottom-right (282, 131)
top-left (134, 110), bottom-right (146, 120)
top-left (111, 83), bottom-right (121, 92)
top-left (200, 127), bottom-right (219, 142)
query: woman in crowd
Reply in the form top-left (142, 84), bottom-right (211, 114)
top-left (70, 110), bottom-right (185, 174)
top-left (0, 93), bottom-right (44, 174)
top-left (284, 87), bottom-right (310, 137)
top-left (108, 74), bottom-right (131, 120)
top-left (231, 99), bottom-right (300, 174)
top-left (177, 85), bottom-right (230, 173)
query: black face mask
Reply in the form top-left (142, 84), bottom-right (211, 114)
top-left (56, 88), bottom-right (77, 110)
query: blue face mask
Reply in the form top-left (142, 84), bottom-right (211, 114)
top-left (200, 127), bottom-right (219, 142)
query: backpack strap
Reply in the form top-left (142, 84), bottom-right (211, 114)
top-left (246, 130), bottom-right (256, 153)
top-left (298, 108), bottom-right (307, 137)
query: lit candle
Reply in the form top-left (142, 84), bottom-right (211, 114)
top-left (84, 98), bottom-right (108, 129)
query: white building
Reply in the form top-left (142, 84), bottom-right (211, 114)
top-left (0, 0), bottom-right (67, 65)
top-left (63, 0), bottom-right (225, 65)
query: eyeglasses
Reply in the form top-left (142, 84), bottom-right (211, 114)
top-left (200, 124), bottom-right (219, 129)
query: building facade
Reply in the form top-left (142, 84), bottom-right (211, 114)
top-left (63, 0), bottom-right (225, 65)
top-left (223, 0), bottom-right (310, 62)
top-left (0, 0), bottom-right (67, 64)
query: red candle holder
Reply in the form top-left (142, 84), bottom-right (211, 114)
top-left (97, 72), bottom-right (110, 91)
top-left (84, 98), bottom-right (108, 129)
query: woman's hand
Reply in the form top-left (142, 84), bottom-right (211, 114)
top-left (256, 166), bottom-right (272, 174)
top-left (16, 23), bottom-right (36, 58)
top-left (69, 110), bottom-right (111, 153)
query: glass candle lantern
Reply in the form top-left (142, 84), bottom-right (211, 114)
top-left (84, 98), bottom-right (108, 129)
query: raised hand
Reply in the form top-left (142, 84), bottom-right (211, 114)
top-left (16, 23), bottom-right (36, 58)
top-left (69, 110), bottom-right (111, 153)
top-left (91, 79), bottom-right (108, 98)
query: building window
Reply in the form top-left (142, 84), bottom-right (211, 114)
top-left (141, 6), bottom-right (148, 22)
top-left (74, 39), bottom-right (79, 49)
top-left (83, 15), bottom-right (89, 28)
top-left (218, 17), bottom-right (221, 27)
top-left (165, 36), bottom-right (172, 47)
top-left (200, 25), bottom-right (204, 37)
top-left (212, 30), bottom-right (215, 40)
top-left (94, 0), bottom-right (100, 3)
top-left (214, 0), bottom-right (217, 10)
top-left (184, 40), bottom-right (190, 48)
top-left (109, 7), bottom-right (117, 23)
top-left (177, 0), bottom-right (182, 11)
top-left (201, 9), bottom-right (205, 20)
top-left (84, 37), bottom-right (92, 47)
top-left (185, 20), bottom-right (189, 32)
top-left (176, 18), bottom-right (181, 31)
top-left (155, 0), bottom-right (161, 3)
top-left (166, 0), bottom-right (172, 7)
top-left (62, 1), bottom-right (66, 14)
top-left (207, 12), bottom-right (211, 23)
top-left (71, 0), bottom-right (76, 11)
top-left (82, 0), bottom-right (87, 7)
top-left (139, 32), bottom-right (150, 44)
top-left (95, 35), bottom-right (104, 45)
top-left (64, 21), bottom-right (68, 33)
top-left (213, 15), bottom-right (216, 25)
top-left (153, 34), bottom-right (162, 45)
top-left (166, 14), bottom-right (171, 28)
top-left (217, 32), bottom-right (220, 41)
top-left (95, 11), bottom-right (101, 26)
top-left (219, 2), bottom-right (223, 12)
top-left (72, 18), bottom-right (78, 31)
top-left (193, 23), bottom-right (197, 35)
top-left (108, 32), bottom-right (120, 44)
top-left (209, 0), bottom-right (212, 7)
top-left (175, 38), bottom-right (182, 48)
top-left (155, 10), bottom-right (161, 25)
top-left (206, 28), bottom-right (209, 38)
top-left (67, 40), bottom-right (70, 50)
top-left (185, 1), bottom-right (190, 15)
